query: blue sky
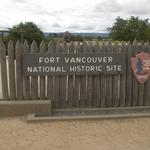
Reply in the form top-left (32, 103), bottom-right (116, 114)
top-left (0, 0), bottom-right (150, 32)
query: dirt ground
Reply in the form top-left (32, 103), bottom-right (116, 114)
top-left (0, 117), bottom-right (149, 150)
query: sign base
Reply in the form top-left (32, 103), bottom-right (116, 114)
top-left (27, 106), bottom-right (150, 122)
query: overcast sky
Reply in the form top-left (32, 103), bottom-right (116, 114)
top-left (0, 0), bottom-right (150, 32)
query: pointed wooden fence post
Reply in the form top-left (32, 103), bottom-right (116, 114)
top-left (119, 42), bottom-right (126, 107)
top-left (8, 40), bottom-right (16, 100)
top-left (47, 41), bottom-right (55, 105)
top-left (144, 41), bottom-right (150, 106)
top-left (73, 42), bottom-right (81, 107)
top-left (112, 42), bottom-right (120, 107)
top-left (39, 40), bottom-right (46, 99)
top-left (15, 40), bottom-right (23, 100)
top-left (131, 40), bottom-right (138, 106)
top-left (106, 42), bottom-right (113, 107)
top-left (80, 41), bottom-right (87, 107)
top-left (86, 42), bottom-right (93, 107)
top-left (0, 41), bottom-right (9, 99)
top-left (126, 41), bottom-right (132, 107)
top-left (92, 41), bottom-right (101, 107)
top-left (67, 42), bottom-right (75, 107)
top-left (23, 40), bottom-right (30, 99)
top-left (100, 42), bottom-right (106, 107)
top-left (54, 42), bottom-right (61, 108)
top-left (137, 42), bottom-right (145, 106)
top-left (59, 42), bottom-right (67, 108)
top-left (30, 40), bottom-right (38, 100)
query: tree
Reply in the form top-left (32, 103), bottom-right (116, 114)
top-left (8, 22), bottom-right (44, 44)
top-left (84, 36), bottom-right (93, 40)
top-left (108, 16), bottom-right (150, 42)
top-left (97, 36), bottom-right (103, 40)
top-left (73, 35), bottom-right (83, 42)
top-left (63, 31), bottom-right (72, 42)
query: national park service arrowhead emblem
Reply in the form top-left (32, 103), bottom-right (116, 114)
top-left (131, 52), bottom-right (150, 84)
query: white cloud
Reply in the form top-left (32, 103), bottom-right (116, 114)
top-left (0, 0), bottom-right (150, 32)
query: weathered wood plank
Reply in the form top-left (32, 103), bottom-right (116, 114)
top-left (30, 40), bottom-right (38, 100)
top-left (126, 42), bottom-right (132, 107)
top-left (59, 42), bottom-right (67, 108)
top-left (100, 42), bottom-right (106, 107)
top-left (67, 42), bottom-right (75, 107)
top-left (39, 40), bottom-right (46, 99)
top-left (80, 41), bottom-right (87, 107)
top-left (112, 43), bottom-right (119, 107)
top-left (137, 42), bottom-right (145, 106)
top-left (74, 42), bottom-right (82, 107)
top-left (15, 40), bottom-right (23, 100)
top-left (8, 40), bottom-right (16, 100)
top-left (131, 40), bottom-right (138, 106)
top-left (86, 42), bottom-right (93, 107)
top-left (119, 42), bottom-right (126, 107)
top-left (47, 41), bottom-right (55, 105)
top-left (23, 40), bottom-right (30, 99)
top-left (106, 42), bottom-right (113, 107)
top-left (54, 42), bottom-right (61, 108)
top-left (144, 41), bottom-right (150, 106)
top-left (92, 42), bottom-right (100, 107)
top-left (0, 41), bottom-right (9, 99)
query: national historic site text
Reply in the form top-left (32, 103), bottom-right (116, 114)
top-left (27, 65), bottom-right (122, 73)
top-left (23, 53), bottom-right (126, 75)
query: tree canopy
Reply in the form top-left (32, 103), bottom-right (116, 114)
top-left (108, 16), bottom-right (150, 41)
top-left (8, 22), bottom-right (44, 44)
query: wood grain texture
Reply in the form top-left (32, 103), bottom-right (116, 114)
top-left (47, 41), bottom-right (55, 104)
top-left (23, 40), bottom-right (30, 99)
top-left (137, 42), bottom-right (144, 106)
top-left (74, 42), bottom-right (82, 107)
top-left (131, 40), bottom-right (138, 106)
top-left (86, 42), bottom-right (93, 107)
top-left (67, 42), bottom-right (75, 107)
top-left (30, 40), bottom-right (38, 100)
top-left (1, 40), bottom-right (150, 109)
top-left (119, 42), bottom-right (126, 107)
top-left (39, 40), bottom-right (46, 99)
top-left (79, 41), bottom-right (87, 107)
top-left (8, 40), bottom-right (16, 100)
top-left (105, 42), bottom-right (113, 107)
top-left (112, 43), bottom-right (119, 107)
top-left (0, 41), bottom-right (9, 99)
top-left (100, 42), bottom-right (106, 107)
top-left (54, 42), bottom-right (61, 108)
top-left (126, 42), bottom-right (132, 107)
top-left (92, 42), bottom-right (100, 107)
top-left (59, 42), bottom-right (67, 108)
top-left (144, 41), bottom-right (150, 106)
top-left (15, 40), bottom-right (23, 100)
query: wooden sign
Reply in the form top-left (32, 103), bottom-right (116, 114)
top-left (131, 52), bottom-right (150, 84)
top-left (23, 53), bottom-right (126, 76)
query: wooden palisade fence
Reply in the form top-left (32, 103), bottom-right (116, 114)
top-left (0, 40), bottom-right (150, 109)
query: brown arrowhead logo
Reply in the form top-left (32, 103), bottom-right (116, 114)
top-left (131, 52), bottom-right (150, 84)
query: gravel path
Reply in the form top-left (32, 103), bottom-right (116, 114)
top-left (0, 117), bottom-right (150, 150)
